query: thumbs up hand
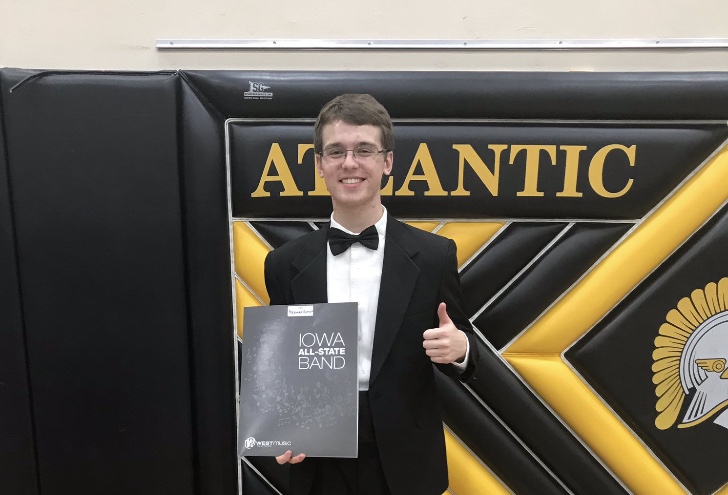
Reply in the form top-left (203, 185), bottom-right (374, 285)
top-left (422, 302), bottom-right (467, 364)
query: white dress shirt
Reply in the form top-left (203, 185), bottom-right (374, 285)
top-left (326, 208), bottom-right (469, 391)
top-left (327, 209), bottom-right (387, 391)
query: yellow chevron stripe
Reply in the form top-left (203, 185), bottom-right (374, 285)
top-left (444, 428), bottom-right (512, 495)
top-left (503, 143), bottom-right (728, 495)
top-left (233, 222), bottom-right (270, 304)
top-left (505, 355), bottom-right (685, 495)
top-left (507, 145), bottom-right (728, 354)
top-left (406, 221), bottom-right (441, 232)
top-left (436, 222), bottom-right (505, 268)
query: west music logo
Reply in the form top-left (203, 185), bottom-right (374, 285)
top-left (244, 437), bottom-right (292, 449)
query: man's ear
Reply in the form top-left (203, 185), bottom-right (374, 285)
top-left (384, 151), bottom-right (394, 175)
top-left (380, 152), bottom-right (394, 189)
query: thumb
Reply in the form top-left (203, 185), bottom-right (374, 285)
top-left (437, 302), bottom-right (452, 327)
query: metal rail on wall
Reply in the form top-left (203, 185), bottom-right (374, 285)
top-left (156, 38), bottom-right (728, 50)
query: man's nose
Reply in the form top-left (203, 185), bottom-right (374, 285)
top-left (341, 150), bottom-right (358, 167)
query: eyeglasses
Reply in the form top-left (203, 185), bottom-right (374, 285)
top-left (320, 147), bottom-right (387, 163)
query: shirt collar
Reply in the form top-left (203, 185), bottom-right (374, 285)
top-left (329, 206), bottom-right (387, 237)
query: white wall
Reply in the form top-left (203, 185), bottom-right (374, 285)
top-left (2, 0), bottom-right (727, 71)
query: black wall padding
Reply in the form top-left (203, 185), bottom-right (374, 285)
top-left (249, 221), bottom-right (317, 249)
top-left (183, 71), bottom-right (728, 120)
top-left (179, 77), bottom-right (238, 493)
top-left (5, 68), bottom-right (728, 495)
top-left (437, 372), bottom-right (568, 495)
top-left (1, 69), bottom-right (195, 494)
top-left (242, 459), bottom-right (285, 495)
top-left (459, 341), bottom-right (628, 495)
top-left (460, 222), bottom-right (567, 317)
top-left (475, 223), bottom-right (633, 349)
top-left (247, 457), bottom-right (290, 494)
top-left (0, 74), bottom-right (39, 495)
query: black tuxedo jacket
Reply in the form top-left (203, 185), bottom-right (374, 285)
top-left (264, 216), bottom-right (479, 495)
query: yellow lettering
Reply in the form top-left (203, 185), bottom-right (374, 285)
top-left (451, 144), bottom-right (507, 197)
top-left (557, 145), bottom-right (587, 197)
top-left (381, 175), bottom-right (394, 196)
top-left (509, 145), bottom-right (556, 197)
top-left (298, 144), bottom-right (329, 196)
top-left (394, 143), bottom-right (447, 196)
top-left (589, 144), bottom-right (635, 198)
top-left (251, 143), bottom-right (303, 197)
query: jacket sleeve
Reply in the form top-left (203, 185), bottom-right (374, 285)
top-left (264, 250), bottom-right (285, 306)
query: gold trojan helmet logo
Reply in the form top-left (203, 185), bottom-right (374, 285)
top-left (653, 278), bottom-right (728, 430)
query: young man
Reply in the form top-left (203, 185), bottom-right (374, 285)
top-left (263, 94), bottom-right (478, 495)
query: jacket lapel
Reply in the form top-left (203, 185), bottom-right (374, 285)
top-left (291, 226), bottom-right (328, 304)
top-left (288, 220), bottom-right (421, 386)
top-left (369, 218), bottom-right (420, 386)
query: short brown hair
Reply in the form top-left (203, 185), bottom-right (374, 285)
top-left (313, 94), bottom-right (394, 153)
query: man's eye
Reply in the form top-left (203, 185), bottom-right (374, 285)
top-left (326, 149), bottom-right (345, 158)
top-left (356, 148), bottom-right (375, 157)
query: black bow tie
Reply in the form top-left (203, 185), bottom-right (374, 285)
top-left (327, 225), bottom-right (380, 255)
